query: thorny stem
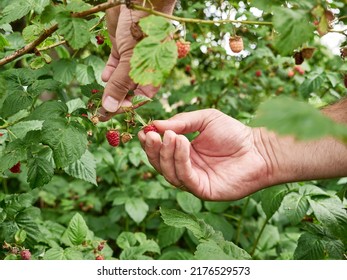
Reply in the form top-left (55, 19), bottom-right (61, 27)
top-left (0, 0), bottom-right (125, 66)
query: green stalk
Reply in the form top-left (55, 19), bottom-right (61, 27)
top-left (235, 196), bottom-right (250, 245)
top-left (250, 216), bottom-right (270, 257)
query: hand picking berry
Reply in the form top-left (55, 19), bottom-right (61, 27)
top-left (176, 40), bottom-right (191, 59)
top-left (106, 130), bottom-right (120, 147)
top-left (9, 162), bottom-right (21, 173)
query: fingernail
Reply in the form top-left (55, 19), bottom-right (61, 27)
top-left (103, 96), bottom-right (119, 112)
top-left (146, 136), bottom-right (154, 148)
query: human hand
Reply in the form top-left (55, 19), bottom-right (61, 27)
top-left (99, 0), bottom-right (176, 121)
top-left (138, 109), bottom-right (272, 201)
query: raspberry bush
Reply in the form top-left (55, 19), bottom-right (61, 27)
top-left (0, 0), bottom-right (346, 260)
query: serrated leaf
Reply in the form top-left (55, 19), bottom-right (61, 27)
top-left (76, 64), bottom-right (95, 85)
top-left (64, 213), bottom-right (89, 246)
top-left (117, 232), bottom-right (137, 249)
top-left (43, 247), bottom-right (83, 260)
top-left (125, 197), bottom-right (149, 224)
top-left (177, 192), bottom-right (202, 214)
top-left (30, 57), bottom-right (47, 70)
top-left (66, 1), bottom-right (92, 12)
top-left (64, 150), bottom-right (97, 185)
top-left (282, 192), bottom-right (309, 225)
top-left (84, 55), bottom-right (106, 85)
top-left (56, 13), bottom-right (90, 49)
top-left (273, 7), bottom-right (315, 55)
top-left (1, 92), bottom-right (33, 118)
top-left (251, 96), bottom-right (347, 141)
top-left (139, 15), bottom-right (175, 40)
top-left (158, 224), bottom-right (185, 248)
top-left (51, 59), bottom-right (77, 84)
top-left (0, 0), bottom-right (34, 24)
top-left (130, 38), bottom-right (177, 86)
top-left (294, 232), bottom-right (325, 259)
top-left (261, 185), bottom-right (289, 219)
top-left (27, 157), bottom-right (54, 188)
top-left (29, 100), bottom-right (68, 121)
top-left (41, 119), bottom-right (88, 168)
top-left (28, 79), bottom-right (61, 97)
top-left (10, 120), bottom-right (43, 139)
top-left (299, 72), bottom-right (326, 97)
top-left (66, 98), bottom-right (86, 114)
top-left (0, 34), bottom-right (9, 51)
top-left (22, 24), bottom-right (44, 43)
top-left (0, 139), bottom-right (27, 172)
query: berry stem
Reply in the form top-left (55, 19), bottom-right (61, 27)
top-left (132, 4), bottom-right (273, 26)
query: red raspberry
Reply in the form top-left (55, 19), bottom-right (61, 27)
top-left (294, 65), bottom-right (305, 75)
top-left (9, 162), bottom-right (21, 173)
top-left (96, 255), bottom-right (104, 260)
top-left (255, 70), bottom-right (262, 77)
top-left (20, 249), bottom-right (31, 260)
top-left (95, 35), bottom-right (104, 45)
top-left (0, 133), bottom-right (3, 136)
top-left (176, 40), bottom-right (190, 59)
top-left (91, 89), bottom-right (99, 94)
top-left (143, 124), bottom-right (158, 134)
top-left (288, 70), bottom-right (295, 78)
top-left (106, 130), bottom-right (120, 147)
top-left (229, 36), bottom-right (244, 53)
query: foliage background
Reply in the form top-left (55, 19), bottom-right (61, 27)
top-left (0, 0), bottom-right (346, 260)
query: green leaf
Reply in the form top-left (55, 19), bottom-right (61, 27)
top-left (261, 185), bottom-right (289, 219)
top-left (117, 232), bottom-right (137, 249)
top-left (64, 150), bottom-right (97, 185)
top-left (158, 224), bottom-right (185, 248)
top-left (22, 24), bottom-right (44, 43)
top-left (125, 197), bottom-right (149, 224)
top-left (29, 100), bottom-right (68, 121)
top-left (10, 120), bottom-right (43, 139)
top-left (28, 79), bottom-right (61, 97)
top-left (41, 119), bottom-right (88, 168)
top-left (273, 7), bottom-right (315, 55)
top-left (43, 247), bottom-right (84, 260)
top-left (251, 96), bottom-right (347, 141)
top-left (0, 0), bottom-right (34, 24)
top-left (1, 92), bottom-right (32, 118)
top-left (204, 201), bottom-right (230, 214)
top-left (56, 13), bottom-right (90, 49)
top-left (282, 192), bottom-right (309, 225)
top-left (64, 213), bottom-right (89, 246)
top-left (51, 59), bottom-right (77, 84)
top-left (294, 232), bottom-right (325, 260)
top-left (130, 38), bottom-right (177, 86)
top-left (299, 72), bottom-right (326, 97)
top-left (66, 1), bottom-right (92, 12)
top-left (84, 55), bottom-right (106, 85)
top-left (0, 139), bottom-right (27, 172)
top-left (131, 95), bottom-right (152, 107)
top-left (27, 157), bottom-right (54, 188)
top-left (76, 64), bottom-right (95, 85)
top-left (66, 98), bottom-right (86, 114)
top-left (14, 228), bottom-right (27, 244)
top-left (139, 15), bottom-right (175, 40)
top-left (177, 192), bottom-right (202, 214)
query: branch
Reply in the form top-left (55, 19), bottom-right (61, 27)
top-left (0, 0), bottom-right (125, 67)
top-left (131, 4), bottom-right (273, 26)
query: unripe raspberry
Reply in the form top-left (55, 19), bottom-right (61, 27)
top-left (229, 36), bottom-right (244, 53)
top-left (176, 40), bottom-right (190, 59)
top-left (121, 132), bottom-right (133, 144)
top-left (91, 115), bottom-right (100, 125)
top-left (106, 130), bottom-right (120, 147)
top-left (20, 249), bottom-right (31, 260)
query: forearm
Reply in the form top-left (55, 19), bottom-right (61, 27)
top-left (257, 98), bottom-right (347, 186)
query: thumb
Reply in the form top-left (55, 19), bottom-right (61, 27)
top-left (153, 109), bottom-right (222, 135)
top-left (101, 53), bottom-right (136, 113)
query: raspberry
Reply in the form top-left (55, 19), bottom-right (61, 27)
top-left (229, 36), bottom-right (244, 53)
top-left (91, 115), bottom-right (100, 125)
top-left (121, 132), bottom-right (133, 144)
top-left (0, 133), bottom-right (3, 136)
top-left (294, 65), bottom-right (305, 75)
top-left (95, 35), bottom-right (104, 45)
top-left (143, 124), bottom-right (158, 134)
top-left (91, 89), bottom-right (99, 94)
top-left (20, 249), bottom-right (31, 260)
top-left (9, 162), bottom-right (21, 173)
top-left (106, 130), bottom-right (120, 147)
top-left (255, 70), bottom-right (262, 77)
top-left (288, 70), bottom-right (295, 78)
top-left (96, 255), bottom-right (104, 260)
top-left (176, 40), bottom-right (190, 59)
